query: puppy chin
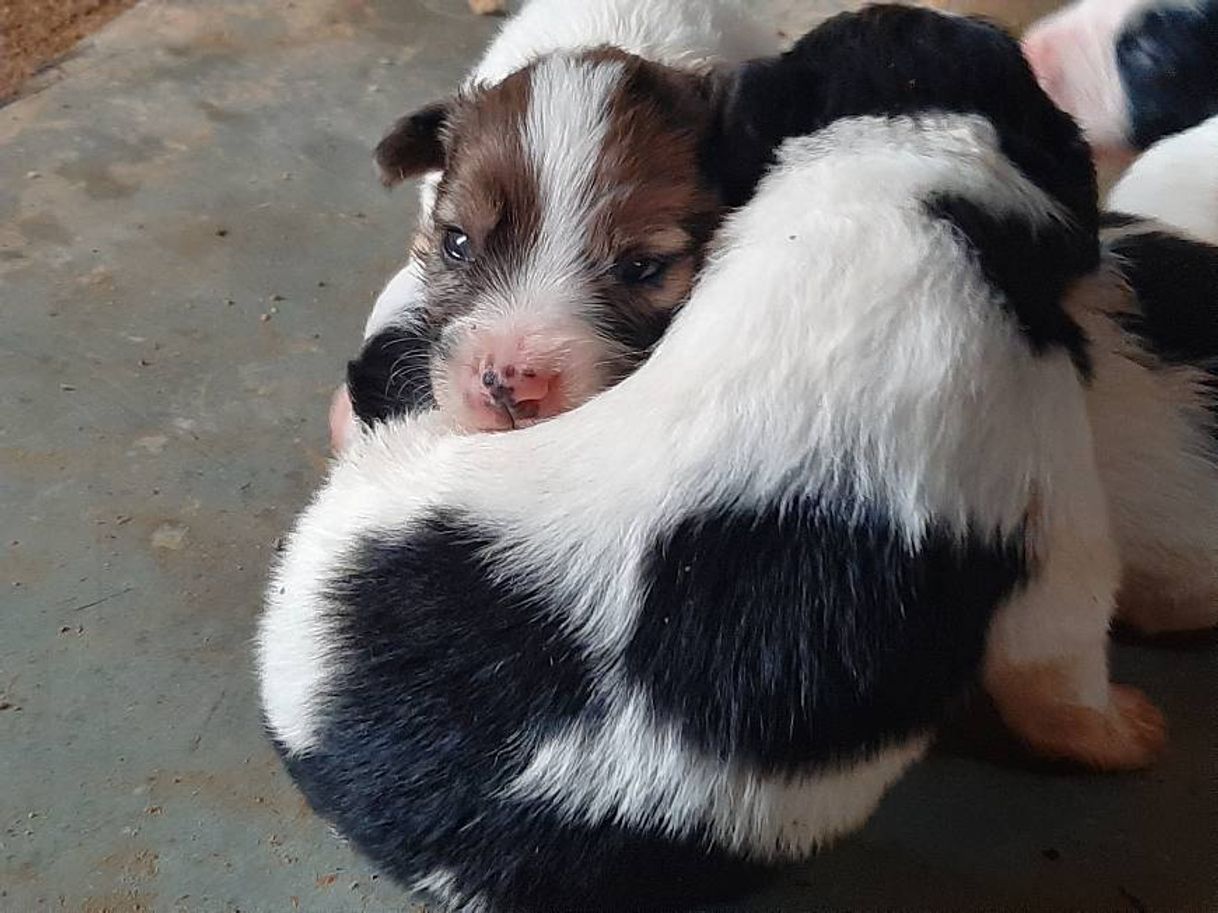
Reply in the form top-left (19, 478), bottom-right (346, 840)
top-left (433, 328), bottom-right (614, 432)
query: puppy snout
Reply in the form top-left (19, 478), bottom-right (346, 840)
top-left (477, 362), bottom-right (554, 421)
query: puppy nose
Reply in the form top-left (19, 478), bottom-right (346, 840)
top-left (477, 362), bottom-right (556, 421)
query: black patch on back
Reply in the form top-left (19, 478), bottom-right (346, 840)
top-left (346, 323), bottom-right (436, 427)
top-left (715, 4), bottom-right (1097, 235)
top-left (625, 496), bottom-right (1028, 773)
top-left (1117, 0), bottom-right (1218, 149)
top-left (276, 512), bottom-right (768, 911)
top-left (927, 194), bottom-right (1094, 377)
top-left (1103, 226), bottom-right (1218, 422)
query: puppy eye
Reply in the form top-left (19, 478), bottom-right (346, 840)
top-left (441, 227), bottom-right (474, 265)
top-left (614, 256), bottom-right (667, 285)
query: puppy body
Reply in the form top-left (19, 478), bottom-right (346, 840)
top-left (1072, 215), bottom-right (1218, 634)
top-left (262, 108), bottom-right (1131, 909)
top-left (1061, 123), bottom-right (1218, 634)
top-left (1106, 114), bottom-right (1218, 245)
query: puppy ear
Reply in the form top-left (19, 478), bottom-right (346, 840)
top-left (706, 58), bottom-right (784, 208)
top-left (374, 101), bottom-right (451, 187)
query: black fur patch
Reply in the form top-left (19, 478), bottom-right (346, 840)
top-left (1099, 211), bottom-right (1146, 231)
top-left (277, 513), bottom-right (767, 912)
top-left (1103, 225), bottom-right (1218, 421)
top-left (346, 323), bottom-right (436, 427)
top-left (590, 297), bottom-right (674, 357)
top-left (625, 496), bottom-right (1028, 773)
top-left (1117, 0), bottom-right (1218, 149)
top-left (927, 194), bottom-right (1094, 377)
top-left (715, 4), bottom-right (1098, 234)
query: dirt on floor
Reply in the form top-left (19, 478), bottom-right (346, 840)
top-left (1, 0), bottom-right (137, 100)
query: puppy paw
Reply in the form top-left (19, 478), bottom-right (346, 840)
top-left (1101, 685), bottom-right (1168, 768)
top-left (1018, 685), bottom-right (1165, 771)
top-left (989, 665), bottom-right (1166, 771)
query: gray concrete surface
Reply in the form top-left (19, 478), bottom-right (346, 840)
top-left (0, 1), bottom-right (1214, 911)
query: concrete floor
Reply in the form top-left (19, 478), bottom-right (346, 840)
top-left (1, 1), bottom-right (1215, 911)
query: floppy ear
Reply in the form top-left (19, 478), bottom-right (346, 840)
top-left (706, 58), bottom-right (785, 208)
top-left (374, 101), bottom-right (451, 187)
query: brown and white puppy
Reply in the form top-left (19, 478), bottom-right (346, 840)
top-left (350, 48), bottom-right (726, 433)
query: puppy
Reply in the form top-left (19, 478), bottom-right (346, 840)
top-left (1055, 117), bottom-right (1218, 636)
top-left (261, 9), bottom-right (1162, 911)
top-left (338, 0), bottom-right (775, 440)
top-left (1072, 213), bottom-right (1218, 635)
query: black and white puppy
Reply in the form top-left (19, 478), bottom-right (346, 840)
top-left (1090, 118), bottom-right (1218, 634)
top-left (260, 8), bottom-right (1163, 911)
top-left (1072, 212), bottom-right (1218, 634)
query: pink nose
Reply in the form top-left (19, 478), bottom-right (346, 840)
top-left (467, 359), bottom-right (558, 428)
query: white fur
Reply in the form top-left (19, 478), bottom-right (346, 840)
top-left (364, 250), bottom-right (427, 340)
top-left (1107, 115), bottom-right (1218, 244)
top-left (1022, 0), bottom-right (1200, 149)
top-left (258, 411), bottom-right (458, 753)
top-left (509, 56), bottom-right (621, 322)
top-left (365, 0), bottom-right (777, 339)
top-left (505, 689), bottom-right (928, 858)
top-left (469, 0), bottom-right (774, 90)
top-left (262, 115), bottom-right (1117, 848)
top-left (1096, 118), bottom-right (1218, 632)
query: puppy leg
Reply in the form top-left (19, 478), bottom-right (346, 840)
top-left (1117, 566), bottom-right (1218, 636)
top-left (985, 476), bottom-right (1166, 771)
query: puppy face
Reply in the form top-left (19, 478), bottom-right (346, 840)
top-left (373, 49), bottom-right (722, 431)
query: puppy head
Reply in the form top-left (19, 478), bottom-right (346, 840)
top-left (372, 49), bottom-right (725, 431)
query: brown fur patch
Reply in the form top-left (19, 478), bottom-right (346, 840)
top-left (591, 51), bottom-right (722, 314)
top-left (394, 50), bottom-right (729, 430)
top-left (988, 661), bottom-right (1166, 770)
top-left (375, 102), bottom-right (450, 186)
top-left (425, 67), bottom-right (541, 325)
